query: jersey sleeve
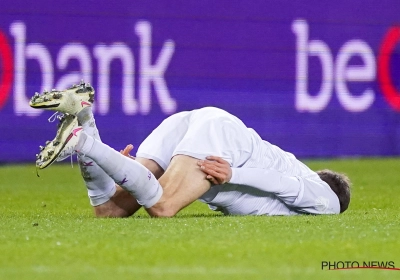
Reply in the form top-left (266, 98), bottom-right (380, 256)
top-left (229, 168), bottom-right (340, 214)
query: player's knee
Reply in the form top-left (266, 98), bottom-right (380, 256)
top-left (94, 209), bottom-right (128, 218)
top-left (93, 203), bottom-right (132, 218)
top-left (96, 209), bottom-right (134, 218)
top-left (148, 203), bottom-right (178, 218)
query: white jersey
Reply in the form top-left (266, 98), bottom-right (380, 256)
top-left (137, 107), bottom-right (340, 215)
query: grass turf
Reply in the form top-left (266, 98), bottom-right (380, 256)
top-left (0, 158), bottom-right (399, 280)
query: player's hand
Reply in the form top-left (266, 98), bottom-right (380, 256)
top-left (197, 156), bottom-right (232, 185)
top-left (120, 144), bottom-right (136, 160)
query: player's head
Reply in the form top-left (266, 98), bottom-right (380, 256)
top-left (316, 169), bottom-right (351, 213)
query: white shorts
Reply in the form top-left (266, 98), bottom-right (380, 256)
top-left (136, 107), bottom-right (254, 170)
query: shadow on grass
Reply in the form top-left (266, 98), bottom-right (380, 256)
top-left (130, 212), bottom-right (331, 220)
top-left (132, 212), bottom-right (224, 219)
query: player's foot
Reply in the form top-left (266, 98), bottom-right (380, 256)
top-left (29, 80), bottom-right (94, 116)
top-left (35, 114), bottom-right (82, 169)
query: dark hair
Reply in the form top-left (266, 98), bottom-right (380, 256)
top-left (316, 169), bottom-right (351, 213)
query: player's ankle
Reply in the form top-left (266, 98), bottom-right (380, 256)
top-left (77, 107), bottom-right (94, 125)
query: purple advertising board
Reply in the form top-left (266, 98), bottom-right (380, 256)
top-left (0, 0), bottom-right (400, 163)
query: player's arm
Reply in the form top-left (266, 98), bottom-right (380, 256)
top-left (198, 156), bottom-right (300, 201)
top-left (198, 156), bottom-right (340, 214)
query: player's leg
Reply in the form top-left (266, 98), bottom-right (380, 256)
top-left (73, 132), bottom-right (165, 209)
top-left (75, 107), bottom-right (141, 217)
top-left (30, 82), bottom-right (143, 217)
top-left (77, 108), bottom-right (167, 217)
top-left (72, 132), bottom-right (210, 217)
top-left (93, 157), bottom-right (165, 217)
top-left (96, 109), bottom-right (204, 217)
top-left (147, 154), bottom-right (211, 217)
top-left (97, 154), bottom-right (210, 218)
top-left (76, 107), bottom-right (119, 208)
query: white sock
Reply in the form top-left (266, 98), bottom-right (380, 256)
top-left (78, 155), bottom-right (116, 206)
top-left (77, 107), bottom-right (101, 140)
top-left (76, 132), bottom-right (163, 208)
top-left (76, 107), bottom-right (116, 206)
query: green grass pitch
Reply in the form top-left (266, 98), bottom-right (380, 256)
top-left (1, 158), bottom-right (400, 280)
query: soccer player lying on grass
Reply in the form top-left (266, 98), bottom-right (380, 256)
top-left (30, 82), bottom-right (351, 217)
